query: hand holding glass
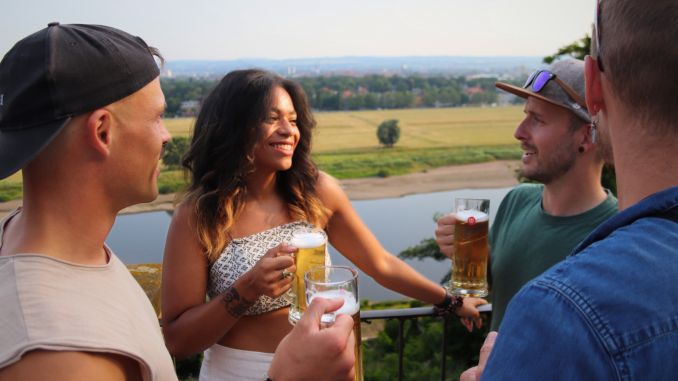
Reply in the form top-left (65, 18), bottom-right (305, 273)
top-left (449, 198), bottom-right (490, 297)
top-left (284, 227), bottom-right (328, 325)
top-left (305, 266), bottom-right (363, 381)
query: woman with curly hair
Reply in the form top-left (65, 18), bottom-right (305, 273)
top-left (161, 69), bottom-right (486, 380)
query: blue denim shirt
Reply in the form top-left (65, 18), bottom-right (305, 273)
top-left (482, 186), bottom-right (678, 381)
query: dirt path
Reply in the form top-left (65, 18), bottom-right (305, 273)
top-left (0, 160), bottom-right (520, 219)
top-left (339, 160), bottom-right (519, 200)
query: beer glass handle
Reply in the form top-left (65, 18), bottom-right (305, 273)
top-left (278, 251), bottom-right (296, 303)
top-left (320, 312), bottom-right (336, 329)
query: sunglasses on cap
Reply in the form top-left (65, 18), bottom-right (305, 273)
top-left (523, 70), bottom-right (587, 108)
top-left (593, 0), bottom-right (605, 72)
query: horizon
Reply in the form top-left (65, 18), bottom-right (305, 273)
top-left (162, 55), bottom-right (549, 77)
top-left (166, 54), bottom-right (544, 62)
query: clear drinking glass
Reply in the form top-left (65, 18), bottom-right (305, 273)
top-left (305, 266), bottom-right (363, 381)
top-left (285, 227), bottom-right (327, 325)
top-left (449, 198), bottom-right (490, 297)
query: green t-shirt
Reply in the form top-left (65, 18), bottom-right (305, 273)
top-left (488, 183), bottom-right (618, 331)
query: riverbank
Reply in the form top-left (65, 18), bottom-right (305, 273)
top-left (0, 160), bottom-right (520, 219)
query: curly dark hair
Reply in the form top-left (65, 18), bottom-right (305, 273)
top-left (176, 69), bottom-right (330, 263)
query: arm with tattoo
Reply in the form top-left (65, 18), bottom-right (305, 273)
top-left (221, 285), bottom-right (255, 318)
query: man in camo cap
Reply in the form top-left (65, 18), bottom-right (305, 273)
top-left (435, 58), bottom-right (617, 332)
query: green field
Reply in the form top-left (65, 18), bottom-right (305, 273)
top-left (164, 106), bottom-right (524, 151)
top-left (1, 106), bottom-right (525, 200)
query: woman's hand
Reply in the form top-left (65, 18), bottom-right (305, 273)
top-left (241, 243), bottom-right (298, 300)
top-left (457, 297), bottom-right (489, 332)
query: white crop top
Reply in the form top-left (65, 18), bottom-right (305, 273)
top-left (206, 221), bottom-right (331, 315)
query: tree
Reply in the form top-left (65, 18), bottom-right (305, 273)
top-left (368, 77), bottom-right (393, 93)
top-left (543, 34), bottom-right (591, 64)
top-left (422, 87), bottom-right (439, 107)
top-left (346, 94), bottom-right (366, 110)
top-left (364, 93), bottom-right (378, 109)
top-left (162, 136), bottom-right (190, 169)
top-left (166, 98), bottom-right (181, 114)
top-left (396, 81), bottom-right (410, 92)
top-left (377, 119), bottom-right (401, 148)
top-left (439, 87), bottom-right (461, 105)
top-left (394, 91), bottom-right (416, 108)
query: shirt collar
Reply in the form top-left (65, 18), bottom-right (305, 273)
top-left (570, 186), bottom-right (678, 257)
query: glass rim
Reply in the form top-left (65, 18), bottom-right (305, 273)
top-left (291, 227), bottom-right (327, 238)
top-left (455, 198), bottom-right (490, 202)
top-left (304, 265), bottom-right (358, 286)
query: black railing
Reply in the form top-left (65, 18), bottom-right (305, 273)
top-left (160, 304), bottom-right (492, 381)
top-left (361, 304), bottom-right (492, 381)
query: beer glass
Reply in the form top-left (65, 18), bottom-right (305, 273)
top-left (305, 266), bottom-right (362, 381)
top-left (286, 227), bottom-right (328, 325)
top-left (449, 198), bottom-right (490, 297)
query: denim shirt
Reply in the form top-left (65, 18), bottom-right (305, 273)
top-left (481, 186), bottom-right (678, 381)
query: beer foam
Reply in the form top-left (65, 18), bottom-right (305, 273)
top-left (309, 290), bottom-right (360, 315)
top-left (290, 232), bottom-right (327, 249)
top-left (455, 210), bottom-right (489, 223)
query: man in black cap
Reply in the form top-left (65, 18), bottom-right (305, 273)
top-left (0, 23), bottom-right (355, 381)
top-left (435, 58), bottom-right (617, 332)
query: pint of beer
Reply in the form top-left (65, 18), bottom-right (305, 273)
top-left (286, 228), bottom-right (327, 325)
top-left (449, 198), bottom-right (490, 297)
top-left (305, 266), bottom-right (363, 381)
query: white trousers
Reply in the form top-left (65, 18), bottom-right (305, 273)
top-left (199, 344), bottom-right (275, 381)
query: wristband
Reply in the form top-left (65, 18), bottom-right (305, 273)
top-left (263, 372), bottom-right (273, 381)
top-left (433, 286), bottom-right (463, 318)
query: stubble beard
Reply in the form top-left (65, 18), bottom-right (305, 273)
top-left (521, 142), bottom-right (577, 185)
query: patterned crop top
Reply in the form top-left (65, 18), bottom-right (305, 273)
top-left (206, 221), bottom-right (331, 316)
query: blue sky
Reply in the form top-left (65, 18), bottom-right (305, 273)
top-left (1, 0), bottom-right (595, 61)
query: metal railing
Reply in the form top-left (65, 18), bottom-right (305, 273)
top-left (159, 304), bottom-right (492, 381)
top-left (360, 304), bottom-right (492, 381)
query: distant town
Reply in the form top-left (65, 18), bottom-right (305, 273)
top-left (160, 55), bottom-right (544, 117)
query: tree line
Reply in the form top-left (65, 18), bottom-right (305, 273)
top-left (160, 74), bottom-right (525, 116)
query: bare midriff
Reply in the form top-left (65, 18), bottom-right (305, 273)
top-left (216, 307), bottom-right (292, 353)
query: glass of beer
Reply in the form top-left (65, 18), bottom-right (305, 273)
top-left (286, 227), bottom-right (328, 325)
top-left (449, 198), bottom-right (490, 297)
top-left (305, 266), bottom-right (363, 381)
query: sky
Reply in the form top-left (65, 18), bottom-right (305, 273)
top-left (1, 0), bottom-right (596, 61)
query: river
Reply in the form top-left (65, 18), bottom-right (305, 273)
top-left (106, 187), bottom-right (513, 302)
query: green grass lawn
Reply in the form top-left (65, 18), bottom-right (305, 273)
top-left (1, 106), bottom-right (524, 201)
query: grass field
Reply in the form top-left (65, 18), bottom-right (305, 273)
top-left (1, 106), bottom-right (525, 200)
top-left (163, 106), bottom-right (524, 152)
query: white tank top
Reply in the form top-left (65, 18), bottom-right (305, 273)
top-left (0, 209), bottom-right (177, 380)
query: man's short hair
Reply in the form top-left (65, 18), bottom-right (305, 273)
top-left (601, 0), bottom-right (678, 132)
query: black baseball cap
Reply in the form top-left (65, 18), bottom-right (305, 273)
top-left (0, 22), bottom-right (160, 180)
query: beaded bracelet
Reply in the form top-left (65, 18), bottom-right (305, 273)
top-left (433, 287), bottom-right (463, 318)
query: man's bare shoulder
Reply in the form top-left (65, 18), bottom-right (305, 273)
top-left (0, 350), bottom-right (143, 381)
